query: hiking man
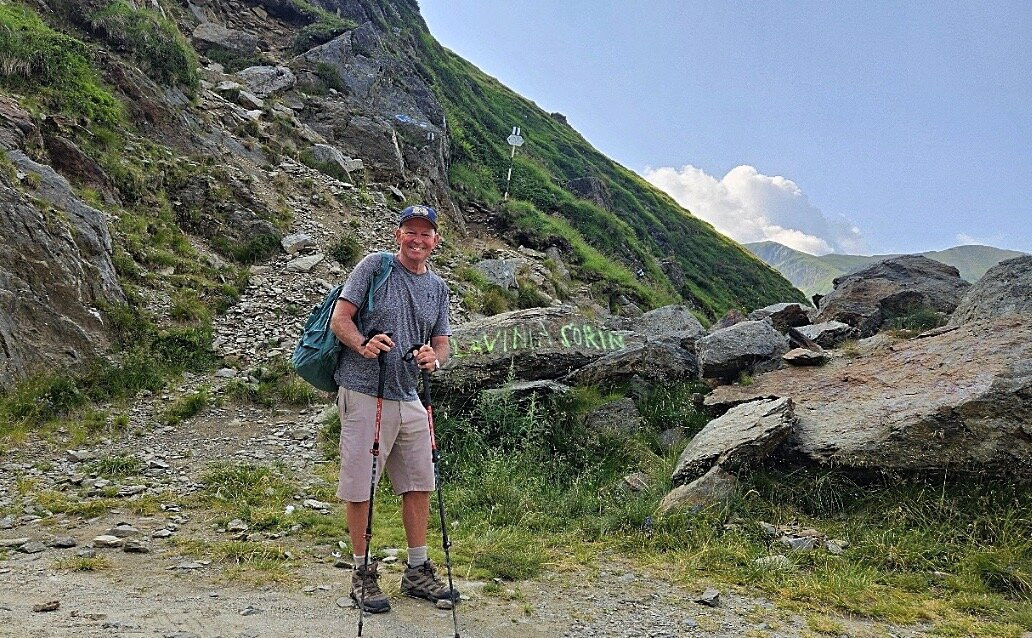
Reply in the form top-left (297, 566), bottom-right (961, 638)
top-left (329, 204), bottom-right (458, 613)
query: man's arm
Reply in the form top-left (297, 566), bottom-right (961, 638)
top-left (330, 298), bottom-right (392, 358)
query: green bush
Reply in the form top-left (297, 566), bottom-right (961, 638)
top-left (327, 235), bottom-right (361, 266)
top-left (83, 0), bottom-right (199, 93)
top-left (0, 3), bottom-right (123, 125)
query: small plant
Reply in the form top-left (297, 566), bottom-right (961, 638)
top-left (327, 235), bottom-right (361, 267)
top-left (89, 454), bottom-right (143, 478)
top-left (54, 556), bottom-right (111, 571)
top-left (162, 388), bottom-right (209, 425)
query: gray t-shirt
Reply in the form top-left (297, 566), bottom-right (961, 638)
top-left (333, 252), bottom-right (451, 401)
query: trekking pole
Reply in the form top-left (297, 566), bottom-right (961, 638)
top-left (358, 330), bottom-right (390, 637)
top-left (408, 345), bottom-right (460, 638)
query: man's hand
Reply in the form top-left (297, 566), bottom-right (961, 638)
top-left (362, 332), bottom-right (394, 359)
top-left (413, 344), bottom-right (439, 371)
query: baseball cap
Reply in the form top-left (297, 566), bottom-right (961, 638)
top-left (398, 205), bottom-right (438, 229)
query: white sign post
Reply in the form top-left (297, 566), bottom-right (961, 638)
top-left (503, 126), bottom-right (524, 200)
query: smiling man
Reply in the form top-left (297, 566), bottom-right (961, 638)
top-left (328, 204), bottom-right (457, 613)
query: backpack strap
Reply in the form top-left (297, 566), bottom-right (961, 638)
top-left (356, 252), bottom-right (394, 331)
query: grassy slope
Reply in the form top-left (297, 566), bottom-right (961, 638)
top-left (384, 2), bottom-right (805, 319)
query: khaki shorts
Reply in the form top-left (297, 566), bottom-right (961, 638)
top-left (335, 387), bottom-right (435, 502)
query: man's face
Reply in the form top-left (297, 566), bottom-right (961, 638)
top-left (395, 218), bottom-right (440, 262)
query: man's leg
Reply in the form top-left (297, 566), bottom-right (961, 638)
top-left (348, 500), bottom-right (370, 558)
top-left (401, 491), bottom-right (430, 549)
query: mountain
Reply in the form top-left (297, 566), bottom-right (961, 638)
top-left (0, 0), bottom-right (803, 387)
top-left (746, 241), bottom-right (1027, 297)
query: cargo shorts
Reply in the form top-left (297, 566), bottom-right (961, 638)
top-left (335, 386), bottom-right (436, 502)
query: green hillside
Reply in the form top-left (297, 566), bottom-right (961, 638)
top-left (383, 2), bottom-right (806, 319)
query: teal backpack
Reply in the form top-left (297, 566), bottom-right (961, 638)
top-left (291, 252), bottom-right (394, 392)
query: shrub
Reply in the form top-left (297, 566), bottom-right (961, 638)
top-left (83, 0), bottom-right (200, 93)
top-left (0, 3), bottom-right (123, 125)
top-left (327, 235), bottom-right (361, 267)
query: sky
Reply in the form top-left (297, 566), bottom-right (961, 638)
top-left (420, 1), bottom-right (1031, 256)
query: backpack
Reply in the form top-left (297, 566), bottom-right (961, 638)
top-left (291, 252), bottom-right (394, 392)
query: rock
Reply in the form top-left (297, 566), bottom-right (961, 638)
top-left (545, 247), bottom-right (570, 280)
top-left (747, 303), bottom-right (812, 333)
top-left (475, 258), bottom-right (522, 290)
top-left (479, 380), bottom-right (572, 403)
top-left (564, 333), bottom-right (699, 388)
top-left (658, 427), bottom-right (686, 453)
top-left (634, 305), bottom-right (706, 340)
top-left (753, 555), bottom-right (794, 571)
top-left (711, 308), bottom-right (748, 331)
top-left (782, 347), bottom-right (828, 366)
top-left (107, 524), bottom-right (140, 538)
top-left (18, 541), bottom-right (47, 554)
top-left (236, 65), bottom-right (296, 98)
top-left (671, 398), bottom-right (795, 485)
top-left (123, 539), bottom-right (151, 553)
top-left (152, 529), bottom-right (174, 539)
top-left (49, 536), bottom-right (76, 548)
top-left (303, 499), bottom-right (332, 511)
top-left (192, 22), bottom-right (259, 55)
top-left (694, 588), bottom-right (720, 607)
top-left (780, 536), bottom-right (818, 551)
top-left (215, 367), bottom-right (238, 378)
top-left (280, 233), bottom-right (315, 254)
top-left (235, 90), bottom-right (264, 110)
top-left (334, 114), bottom-right (405, 180)
top-left (285, 254), bottom-right (324, 272)
top-left (794, 321), bottom-right (858, 348)
top-left (92, 535), bottom-right (123, 548)
top-left (948, 255), bottom-right (1032, 326)
top-left (697, 320), bottom-right (789, 381)
top-left (117, 485), bottom-right (146, 497)
top-left (657, 466), bottom-right (738, 514)
top-left (0, 516), bottom-right (13, 529)
top-left (227, 519), bottom-right (249, 533)
top-left (388, 185), bottom-right (405, 201)
top-left (621, 472), bottom-right (650, 493)
top-left (0, 537), bottom-right (29, 548)
top-left (0, 95), bottom-right (37, 151)
top-left (585, 398), bottom-right (642, 436)
top-left (566, 176), bottom-right (610, 210)
top-left (436, 598), bottom-right (454, 610)
top-left (440, 306), bottom-right (641, 405)
top-left (815, 255), bottom-right (971, 337)
top-left (706, 315), bottom-right (1032, 477)
top-left (0, 153), bottom-right (124, 386)
top-left (826, 539), bottom-right (847, 555)
top-left (32, 601), bottom-right (59, 613)
top-left (308, 144), bottom-right (357, 181)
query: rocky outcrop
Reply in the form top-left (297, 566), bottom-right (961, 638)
top-left (948, 255), bottom-right (1032, 326)
top-left (671, 398), bottom-right (796, 486)
top-left (0, 155), bottom-right (125, 384)
top-left (236, 65), bottom-right (296, 98)
top-left (697, 320), bottom-right (789, 380)
top-left (566, 176), bottom-right (610, 210)
top-left (706, 316), bottom-right (1032, 477)
top-left (814, 255), bottom-right (971, 337)
top-left (564, 334), bottom-right (698, 388)
top-left (192, 22), bottom-right (259, 55)
top-left (635, 305), bottom-right (706, 340)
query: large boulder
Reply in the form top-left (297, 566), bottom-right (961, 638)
top-left (192, 22), bottom-right (259, 55)
top-left (0, 153), bottom-right (125, 386)
top-left (634, 305), bottom-right (706, 340)
top-left (671, 398), bottom-right (796, 486)
top-left (236, 65), bottom-right (296, 98)
top-left (563, 334), bottom-right (698, 388)
top-left (697, 320), bottom-right (789, 381)
top-left (814, 255), bottom-right (971, 337)
top-left (948, 255), bottom-right (1032, 326)
top-left (747, 303), bottom-right (811, 333)
top-left (658, 466), bottom-right (738, 514)
top-left (794, 321), bottom-right (857, 349)
top-left (438, 306), bottom-right (641, 404)
top-left (706, 316), bottom-right (1032, 477)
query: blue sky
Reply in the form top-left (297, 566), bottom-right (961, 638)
top-left (421, 1), bottom-right (1031, 256)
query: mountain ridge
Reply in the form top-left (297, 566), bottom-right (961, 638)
top-left (746, 241), bottom-right (1027, 297)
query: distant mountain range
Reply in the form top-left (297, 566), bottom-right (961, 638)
top-left (745, 242), bottom-right (1028, 298)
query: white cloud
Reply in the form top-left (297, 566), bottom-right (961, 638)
top-left (642, 164), bottom-right (864, 255)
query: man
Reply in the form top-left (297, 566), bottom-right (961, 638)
top-left (329, 204), bottom-right (458, 613)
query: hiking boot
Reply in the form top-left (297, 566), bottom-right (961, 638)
top-left (401, 559), bottom-right (460, 603)
top-left (351, 561), bottom-right (391, 613)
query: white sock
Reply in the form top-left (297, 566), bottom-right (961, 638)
top-left (353, 554), bottom-right (367, 569)
top-left (407, 545), bottom-right (428, 567)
